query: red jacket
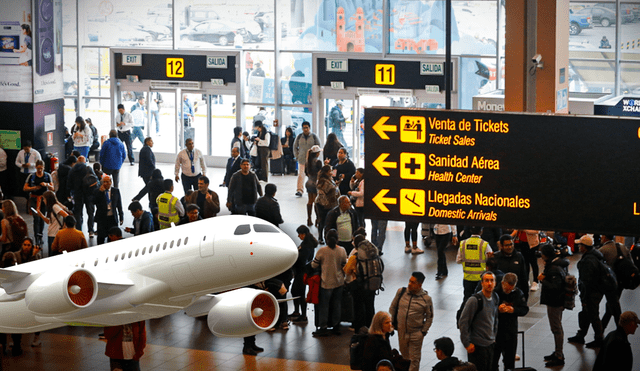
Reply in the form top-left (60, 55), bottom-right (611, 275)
top-left (105, 321), bottom-right (146, 361)
top-left (304, 273), bottom-right (321, 304)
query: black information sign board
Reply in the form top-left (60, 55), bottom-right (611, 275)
top-left (317, 58), bottom-right (445, 91)
top-left (114, 53), bottom-right (236, 83)
top-left (364, 108), bottom-right (640, 235)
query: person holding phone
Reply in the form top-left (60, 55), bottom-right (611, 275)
top-left (23, 160), bottom-right (54, 246)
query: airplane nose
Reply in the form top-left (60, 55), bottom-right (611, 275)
top-left (272, 233), bottom-right (298, 272)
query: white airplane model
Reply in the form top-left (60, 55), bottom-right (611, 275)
top-left (0, 215), bottom-right (298, 338)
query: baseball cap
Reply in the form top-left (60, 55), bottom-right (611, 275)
top-left (575, 235), bottom-right (593, 247)
top-left (310, 145), bottom-right (322, 153)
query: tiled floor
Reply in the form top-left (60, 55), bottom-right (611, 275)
top-left (2, 161), bottom-right (639, 370)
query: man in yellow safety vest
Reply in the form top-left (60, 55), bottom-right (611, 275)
top-left (156, 179), bottom-right (184, 229)
top-left (457, 226), bottom-right (493, 303)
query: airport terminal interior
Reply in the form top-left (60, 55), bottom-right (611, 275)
top-left (1, 0), bottom-right (640, 370)
top-left (0, 165), bottom-right (638, 371)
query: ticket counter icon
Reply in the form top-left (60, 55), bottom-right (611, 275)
top-left (400, 116), bottom-right (426, 143)
top-left (400, 189), bottom-right (425, 216)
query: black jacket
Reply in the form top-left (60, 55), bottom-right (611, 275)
top-left (324, 206), bottom-right (360, 241)
top-left (93, 187), bottom-right (124, 224)
top-left (131, 210), bottom-right (154, 235)
top-left (138, 145), bottom-right (155, 181)
top-left (56, 163), bottom-right (73, 201)
top-left (432, 356), bottom-right (461, 371)
top-left (134, 177), bottom-right (164, 209)
top-left (67, 162), bottom-right (87, 194)
top-left (540, 256), bottom-right (569, 307)
top-left (255, 195), bottom-right (283, 227)
top-left (493, 250), bottom-right (529, 300)
top-left (362, 334), bottom-right (393, 371)
top-left (577, 248), bottom-right (604, 294)
top-left (495, 285), bottom-right (529, 333)
top-left (593, 326), bottom-right (633, 371)
top-left (223, 156), bottom-right (242, 186)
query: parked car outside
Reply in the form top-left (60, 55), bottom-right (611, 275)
top-left (570, 9), bottom-right (592, 35)
top-left (576, 5), bottom-right (634, 27)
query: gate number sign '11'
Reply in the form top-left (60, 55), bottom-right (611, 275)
top-left (364, 107), bottom-right (640, 235)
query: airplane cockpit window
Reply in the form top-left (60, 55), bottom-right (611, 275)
top-left (234, 224), bottom-right (251, 235)
top-left (253, 224), bottom-right (279, 233)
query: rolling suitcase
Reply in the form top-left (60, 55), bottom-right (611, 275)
top-left (270, 157), bottom-right (284, 175)
top-left (514, 330), bottom-right (536, 371)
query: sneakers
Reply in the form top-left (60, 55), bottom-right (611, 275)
top-left (515, 353), bottom-right (520, 361)
top-left (404, 245), bottom-right (412, 253)
top-left (586, 339), bottom-right (603, 348)
top-left (89, 231), bottom-right (95, 238)
top-left (31, 335), bottom-right (41, 347)
top-left (530, 282), bottom-right (539, 291)
top-left (295, 191), bottom-right (302, 197)
top-left (568, 334), bottom-right (585, 344)
top-left (411, 247), bottom-right (424, 255)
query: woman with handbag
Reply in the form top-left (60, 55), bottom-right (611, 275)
top-left (315, 165), bottom-right (338, 244)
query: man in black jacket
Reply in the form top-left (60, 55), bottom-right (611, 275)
top-left (493, 234), bottom-right (529, 300)
top-left (93, 175), bottom-right (124, 245)
top-left (222, 147), bottom-right (242, 187)
top-left (138, 137), bottom-right (155, 184)
top-left (226, 159), bottom-right (262, 215)
top-left (255, 183), bottom-right (283, 227)
top-left (539, 243), bottom-right (570, 367)
top-left (491, 273), bottom-right (529, 371)
top-left (568, 235), bottom-right (606, 348)
top-left (125, 201), bottom-right (154, 236)
top-left (323, 195), bottom-right (360, 254)
top-left (593, 311), bottom-right (639, 371)
top-left (67, 156), bottom-right (87, 231)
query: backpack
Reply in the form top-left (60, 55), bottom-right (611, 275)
top-left (355, 241), bottom-right (384, 293)
top-left (563, 270), bottom-right (578, 310)
top-left (456, 292), bottom-right (484, 329)
top-left (596, 256), bottom-right (618, 293)
top-left (612, 243), bottom-right (640, 290)
top-left (268, 131), bottom-right (279, 150)
top-left (349, 330), bottom-right (369, 370)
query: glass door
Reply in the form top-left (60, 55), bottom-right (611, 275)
top-left (149, 90), bottom-right (176, 153)
top-left (323, 97), bottom-right (356, 165)
top-left (208, 93), bottom-right (237, 157)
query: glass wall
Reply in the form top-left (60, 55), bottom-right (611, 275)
top-left (60, 0), bottom-right (631, 156)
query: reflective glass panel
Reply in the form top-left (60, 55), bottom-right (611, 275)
top-left (280, 53), bottom-right (312, 105)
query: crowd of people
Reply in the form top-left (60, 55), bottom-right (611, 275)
top-left (0, 117), bottom-right (638, 371)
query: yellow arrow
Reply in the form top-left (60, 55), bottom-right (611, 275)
top-left (372, 153), bottom-right (397, 176)
top-left (372, 189), bottom-right (397, 212)
top-left (372, 116), bottom-right (396, 140)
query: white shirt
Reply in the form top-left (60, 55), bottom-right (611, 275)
top-left (115, 111), bottom-right (134, 132)
top-left (175, 148), bottom-right (206, 177)
top-left (15, 148), bottom-right (42, 174)
top-left (433, 224), bottom-right (457, 235)
top-left (71, 125), bottom-right (93, 147)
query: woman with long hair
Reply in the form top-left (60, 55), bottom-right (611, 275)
top-left (362, 311), bottom-right (395, 371)
top-left (348, 167), bottom-right (365, 228)
top-left (34, 190), bottom-right (69, 257)
top-left (281, 127), bottom-right (296, 174)
top-left (290, 225), bottom-right (318, 324)
top-left (13, 24), bottom-right (32, 66)
top-left (0, 200), bottom-right (28, 254)
top-left (315, 165), bottom-right (338, 244)
top-left (323, 132), bottom-right (342, 165)
top-left (310, 229), bottom-right (347, 337)
top-left (71, 116), bottom-right (92, 158)
top-left (305, 145), bottom-right (323, 226)
top-left (252, 121), bottom-right (270, 181)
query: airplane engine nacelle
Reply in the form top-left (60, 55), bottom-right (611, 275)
top-left (25, 269), bottom-right (98, 316)
top-left (207, 288), bottom-right (279, 337)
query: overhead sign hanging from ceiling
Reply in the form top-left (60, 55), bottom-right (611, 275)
top-left (115, 53), bottom-right (237, 83)
top-left (364, 108), bottom-right (640, 235)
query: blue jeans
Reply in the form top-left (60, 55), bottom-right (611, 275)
top-left (74, 145), bottom-right (90, 158)
top-left (132, 126), bottom-right (145, 147)
top-left (318, 285), bottom-right (343, 329)
top-left (151, 109), bottom-right (160, 132)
